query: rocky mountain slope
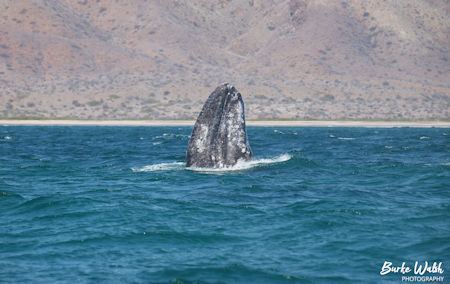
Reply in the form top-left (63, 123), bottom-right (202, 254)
top-left (0, 0), bottom-right (449, 119)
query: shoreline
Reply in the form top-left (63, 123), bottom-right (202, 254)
top-left (1, 119), bottom-right (449, 127)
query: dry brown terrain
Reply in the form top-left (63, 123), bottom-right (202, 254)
top-left (0, 0), bottom-right (449, 120)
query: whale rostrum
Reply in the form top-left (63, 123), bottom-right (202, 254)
top-left (186, 83), bottom-right (253, 168)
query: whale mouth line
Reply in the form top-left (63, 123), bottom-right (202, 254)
top-left (131, 154), bottom-right (292, 173)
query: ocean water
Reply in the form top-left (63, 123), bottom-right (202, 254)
top-left (0, 126), bottom-right (449, 283)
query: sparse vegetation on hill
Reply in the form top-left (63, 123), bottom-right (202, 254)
top-left (0, 0), bottom-right (448, 119)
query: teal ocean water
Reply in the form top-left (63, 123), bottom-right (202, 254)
top-left (1, 126), bottom-right (449, 283)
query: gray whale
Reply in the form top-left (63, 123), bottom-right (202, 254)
top-left (186, 83), bottom-right (253, 168)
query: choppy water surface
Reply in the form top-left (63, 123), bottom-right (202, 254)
top-left (1, 126), bottom-right (449, 283)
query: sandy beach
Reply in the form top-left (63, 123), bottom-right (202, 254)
top-left (1, 120), bottom-right (449, 127)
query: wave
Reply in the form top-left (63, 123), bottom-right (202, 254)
top-left (131, 154), bottom-right (292, 173)
top-left (274, 129), bottom-right (298, 135)
top-left (1, 191), bottom-right (24, 199)
top-left (153, 133), bottom-right (190, 140)
top-left (188, 154), bottom-right (292, 172)
top-left (151, 263), bottom-right (302, 283)
top-left (131, 162), bottom-right (185, 172)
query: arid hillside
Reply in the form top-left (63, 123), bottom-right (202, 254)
top-left (0, 0), bottom-right (449, 119)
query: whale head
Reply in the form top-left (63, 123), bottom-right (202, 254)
top-left (186, 83), bottom-right (253, 168)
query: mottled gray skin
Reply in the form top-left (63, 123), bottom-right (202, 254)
top-left (186, 83), bottom-right (253, 168)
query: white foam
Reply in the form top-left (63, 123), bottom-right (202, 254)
top-left (132, 154), bottom-right (293, 173)
top-left (338, 137), bottom-right (355, 140)
top-left (425, 162), bottom-right (450, 167)
top-left (187, 154), bottom-right (292, 172)
top-left (131, 162), bottom-right (184, 172)
top-left (153, 133), bottom-right (190, 140)
top-left (420, 136), bottom-right (430, 140)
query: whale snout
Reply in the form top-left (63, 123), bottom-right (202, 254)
top-left (226, 87), bottom-right (242, 103)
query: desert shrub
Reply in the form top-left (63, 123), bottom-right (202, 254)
top-left (87, 100), bottom-right (103, 107)
top-left (144, 98), bottom-right (158, 104)
top-left (321, 94), bottom-right (335, 101)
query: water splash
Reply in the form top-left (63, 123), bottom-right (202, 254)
top-left (131, 162), bottom-right (184, 172)
top-left (188, 154), bottom-right (292, 172)
top-left (132, 154), bottom-right (292, 172)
